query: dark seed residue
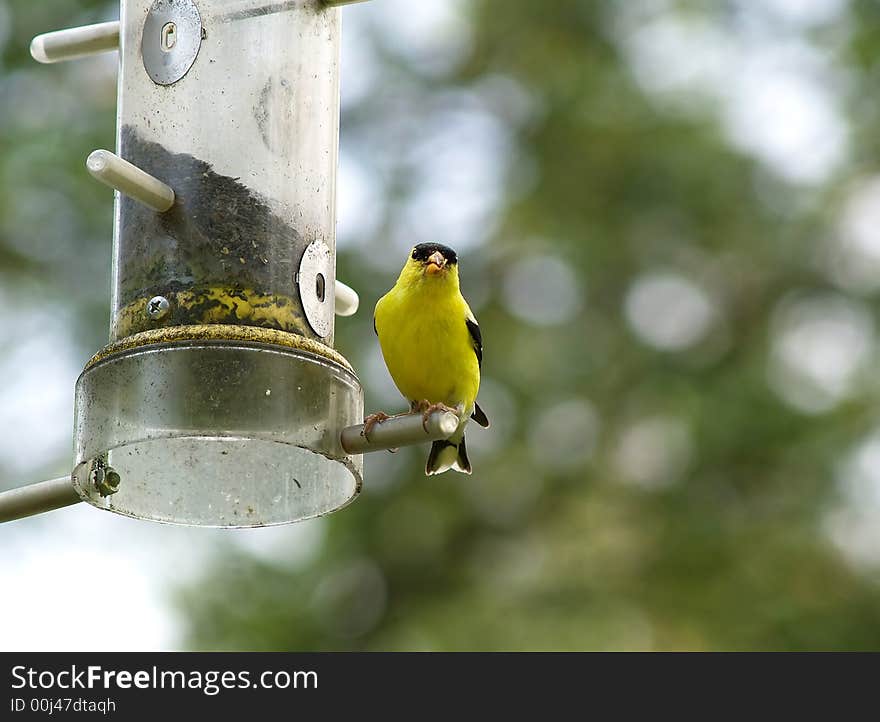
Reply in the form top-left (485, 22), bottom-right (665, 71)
top-left (113, 126), bottom-right (311, 340)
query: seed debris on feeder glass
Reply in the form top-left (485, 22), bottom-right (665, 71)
top-left (71, 0), bottom-right (368, 527)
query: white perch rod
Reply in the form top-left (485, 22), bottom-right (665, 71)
top-left (30, 21), bottom-right (120, 64)
top-left (86, 149), bottom-right (176, 213)
top-left (0, 477), bottom-right (82, 524)
top-left (341, 410), bottom-right (459, 455)
top-left (335, 281), bottom-right (359, 317)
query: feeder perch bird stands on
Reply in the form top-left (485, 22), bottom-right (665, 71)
top-left (0, 0), bottom-right (460, 527)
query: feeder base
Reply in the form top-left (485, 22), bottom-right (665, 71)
top-left (72, 330), bottom-right (363, 527)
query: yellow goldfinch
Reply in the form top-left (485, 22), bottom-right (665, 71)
top-left (371, 243), bottom-right (489, 475)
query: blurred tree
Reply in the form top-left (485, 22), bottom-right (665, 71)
top-left (6, 0), bottom-right (880, 651)
top-left (174, 0), bottom-right (880, 650)
top-left (1, 0), bottom-right (117, 350)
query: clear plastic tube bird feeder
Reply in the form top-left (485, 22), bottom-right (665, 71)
top-left (0, 0), bottom-right (463, 527)
top-left (72, 0), bottom-right (365, 527)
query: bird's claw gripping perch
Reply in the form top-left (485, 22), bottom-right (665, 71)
top-left (340, 409), bottom-right (460, 455)
top-left (362, 411), bottom-right (391, 439)
top-left (413, 401), bottom-right (459, 433)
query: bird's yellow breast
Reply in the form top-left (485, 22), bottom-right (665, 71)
top-left (374, 279), bottom-right (480, 412)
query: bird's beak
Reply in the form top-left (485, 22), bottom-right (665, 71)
top-left (426, 251), bottom-right (446, 275)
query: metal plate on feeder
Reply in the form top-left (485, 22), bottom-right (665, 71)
top-left (142, 0), bottom-right (203, 86)
top-left (299, 239), bottom-right (335, 338)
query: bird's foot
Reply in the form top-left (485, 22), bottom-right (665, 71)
top-left (362, 411), bottom-right (391, 439)
top-left (418, 402), bottom-right (459, 432)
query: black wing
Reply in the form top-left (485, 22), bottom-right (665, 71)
top-left (373, 315), bottom-right (378, 336)
top-left (471, 401), bottom-right (489, 428)
top-left (466, 318), bottom-right (482, 368)
top-left (466, 317), bottom-right (489, 427)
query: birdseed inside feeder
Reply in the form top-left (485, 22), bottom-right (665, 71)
top-left (72, 0), bottom-right (363, 527)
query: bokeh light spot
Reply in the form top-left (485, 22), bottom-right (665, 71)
top-left (502, 254), bottom-right (584, 327)
top-left (625, 271), bottom-right (716, 351)
top-left (768, 294), bottom-right (874, 414)
top-left (828, 176), bottom-right (880, 293)
top-left (528, 398), bottom-right (600, 472)
top-left (612, 415), bottom-right (694, 490)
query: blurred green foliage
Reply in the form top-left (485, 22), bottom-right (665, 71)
top-left (1, 0), bottom-right (117, 351)
top-left (6, 0), bottom-right (880, 650)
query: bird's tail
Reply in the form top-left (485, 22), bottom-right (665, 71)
top-left (426, 433), bottom-right (471, 475)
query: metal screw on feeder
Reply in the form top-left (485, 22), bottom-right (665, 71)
top-left (0, 0), bottom-right (465, 526)
top-left (147, 296), bottom-right (170, 320)
top-left (88, 461), bottom-right (121, 497)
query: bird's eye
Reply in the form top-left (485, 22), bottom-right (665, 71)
top-left (411, 249), bottom-right (418, 259)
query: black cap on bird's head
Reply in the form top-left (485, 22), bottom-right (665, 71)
top-left (411, 243), bottom-right (458, 276)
